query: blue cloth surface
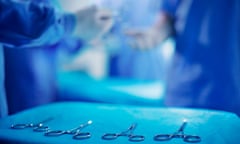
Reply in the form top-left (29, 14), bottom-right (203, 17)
top-left (57, 71), bottom-right (164, 106)
top-left (0, 102), bottom-right (239, 144)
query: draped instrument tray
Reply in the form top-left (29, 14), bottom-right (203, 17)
top-left (0, 102), bottom-right (239, 144)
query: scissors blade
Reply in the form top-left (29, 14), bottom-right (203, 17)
top-left (122, 123), bottom-right (137, 135)
top-left (71, 120), bottom-right (93, 133)
top-left (80, 120), bottom-right (93, 129)
top-left (10, 117), bottom-right (54, 129)
top-left (11, 123), bottom-right (30, 129)
top-left (178, 120), bottom-right (187, 132)
top-left (129, 123), bottom-right (137, 130)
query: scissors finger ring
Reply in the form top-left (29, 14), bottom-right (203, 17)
top-left (101, 133), bottom-right (118, 140)
top-left (73, 132), bottom-right (91, 140)
top-left (44, 130), bottom-right (65, 136)
top-left (129, 135), bottom-right (145, 142)
top-left (184, 135), bottom-right (201, 143)
top-left (154, 134), bottom-right (172, 141)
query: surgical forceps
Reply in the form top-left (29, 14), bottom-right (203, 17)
top-left (154, 119), bottom-right (201, 143)
top-left (44, 120), bottom-right (92, 140)
top-left (102, 123), bottom-right (145, 142)
top-left (11, 117), bottom-right (54, 132)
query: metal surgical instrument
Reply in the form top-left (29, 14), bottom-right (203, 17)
top-left (11, 117), bottom-right (54, 132)
top-left (102, 123), bottom-right (145, 142)
top-left (44, 120), bottom-right (92, 140)
top-left (154, 120), bottom-right (201, 143)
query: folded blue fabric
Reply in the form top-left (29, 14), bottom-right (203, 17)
top-left (0, 102), bottom-right (239, 144)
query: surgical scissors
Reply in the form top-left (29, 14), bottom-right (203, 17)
top-left (102, 123), bottom-right (145, 142)
top-left (11, 117), bottom-right (54, 132)
top-left (44, 120), bottom-right (92, 140)
top-left (154, 120), bottom-right (201, 143)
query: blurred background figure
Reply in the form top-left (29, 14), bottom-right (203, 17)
top-left (56, 0), bottom-right (169, 106)
top-left (126, 0), bottom-right (240, 116)
top-left (94, 0), bottom-right (175, 81)
top-left (165, 0), bottom-right (240, 116)
top-left (3, 0), bottom-right (239, 117)
top-left (59, 0), bottom-right (114, 80)
top-left (0, 0), bottom-right (57, 117)
top-left (3, 0), bottom-right (114, 115)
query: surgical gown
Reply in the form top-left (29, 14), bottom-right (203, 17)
top-left (0, 0), bottom-right (76, 117)
top-left (163, 0), bottom-right (240, 116)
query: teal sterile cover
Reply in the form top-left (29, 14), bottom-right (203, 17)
top-left (0, 102), bottom-right (239, 144)
top-left (57, 71), bottom-right (165, 106)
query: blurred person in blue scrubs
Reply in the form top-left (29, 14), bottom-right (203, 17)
top-left (125, 0), bottom-right (240, 116)
top-left (0, 0), bottom-right (57, 117)
top-left (0, 0), bottom-right (114, 117)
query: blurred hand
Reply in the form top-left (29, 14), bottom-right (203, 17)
top-left (124, 13), bottom-right (174, 50)
top-left (124, 28), bottom-right (169, 50)
top-left (73, 5), bottom-right (114, 43)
